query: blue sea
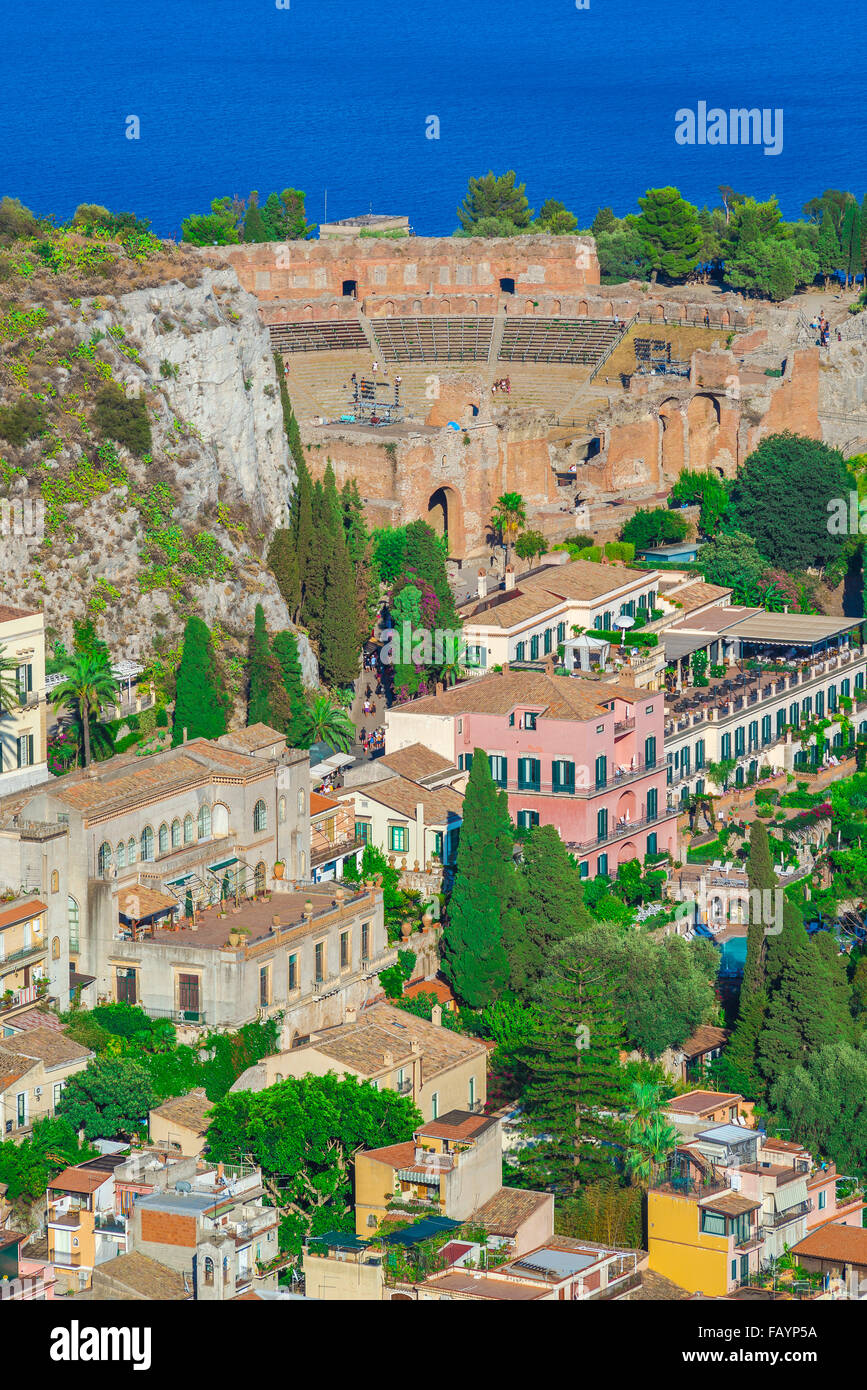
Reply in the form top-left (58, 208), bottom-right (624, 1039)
top-left (2, 0), bottom-right (865, 237)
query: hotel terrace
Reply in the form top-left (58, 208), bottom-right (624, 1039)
top-left (108, 881), bottom-right (393, 1041)
top-left (385, 665), bottom-right (678, 876)
top-left (660, 608), bottom-right (866, 801)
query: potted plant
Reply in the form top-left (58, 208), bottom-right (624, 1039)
top-left (273, 860), bottom-right (285, 880)
top-left (228, 930), bottom-right (241, 948)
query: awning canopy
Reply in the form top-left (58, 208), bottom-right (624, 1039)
top-left (207, 857), bottom-right (239, 873)
top-left (309, 1231), bottom-right (369, 1251)
top-left (774, 1178), bottom-right (809, 1213)
top-left (384, 1216), bottom-right (460, 1246)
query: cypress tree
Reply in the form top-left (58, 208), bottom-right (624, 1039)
top-left (816, 209), bottom-right (841, 286)
top-left (247, 604), bottom-right (273, 726)
top-left (504, 824), bottom-right (593, 998)
top-left (318, 536), bottom-right (361, 689)
top-left (275, 354), bottom-right (306, 472)
top-left (742, 819), bottom-right (776, 996)
top-left (840, 200), bottom-right (861, 287)
top-left (441, 750), bottom-right (512, 1007)
top-left (267, 528), bottom-right (301, 623)
top-left (519, 942), bottom-right (627, 1194)
top-left (172, 616), bottom-right (228, 746)
top-left (860, 193), bottom-right (867, 282)
top-left (758, 932), bottom-right (854, 1087)
top-left (243, 194), bottom-right (268, 243)
top-left (272, 630), bottom-right (309, 747)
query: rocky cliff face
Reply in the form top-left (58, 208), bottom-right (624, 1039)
top-left (1, 261), bottom-right (317, 684)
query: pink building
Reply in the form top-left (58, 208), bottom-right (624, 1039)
top-left (386, 668), bottom-right (678, 877)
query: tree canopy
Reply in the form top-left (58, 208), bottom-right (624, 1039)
top-left (728, 433), bottom-right (853, 572)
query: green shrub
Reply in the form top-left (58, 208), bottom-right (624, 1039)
top-left (0, 396), bottom-right (45, 445)
top-left (155, 707), bottom-right (168, 728)
top-left (93, 383), bottom-right (152, 455)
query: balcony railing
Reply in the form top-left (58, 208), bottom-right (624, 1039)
top-left (567, 808), bottom-right (677, 856)
top-left (765, 1199), bottom-right (812, 1228)
top-left (497, 759), bottom-right (660, 800)
top-left (0, 941), bottom-right (48, 969)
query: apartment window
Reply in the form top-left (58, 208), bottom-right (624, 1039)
top-left (524, 711), bottom-right (538, 730)
top-left (543, 627), bottom-right (552, 655)
top-left (681, 747), bottom-right (691, 778)
top-left (431, 1092), bottom-right (439, 1120)
top-left (721, 733), bottom-right (731, 760)
top-left (355, 821), bottom-right (371, 843)
top-left (530, 635), bottom-right (539, 661)
top-left (432, 831), bottom-right (443, 858)
top-left (815, 690), bottom-right (824, 717)
top-left (16, 733), bottom-right (34, 769)
top-left (842, 678), bottom-right (851, 698)
top-left (596, 853), bottom-right (608, 877)
top-left (16, 664), bottom-right (32, 701)
top-left (53, 1082), bottom-right (63, 1109)
top-left (647, 832), bottom-right (658, 856)
top-left (169, 819), bottom-right (180, 849)
top-left (801, 696), bottom-right (812, 718)
top-left (508, 711), bottom-right (515, 726)
top-left (17, 1093), bottom-right (26, 1127)
top-left (259, 965), bottom-right (271, 1008)
top-left (468, 1076), bottom-right (475, 1108)
top-left (818, 1189), bottom-right (826, 1211)
top-left (178, 974), bottom-right (200, 1018)
top-left (314, 942), bottom-right (325, 984)
top-left (389, 825), bottom-right (408, 853)
top-left (695, 738), bottom-right (705, 769)
top-left (748, 720), bottom-right (758, 751)
top-left (597, 807), bottom-right (608, 843)
top-left (856, 672), bottom-right (865, 692)
top-left (517, 810), bottom-right (539, 829)
top-left (734, 727), bottom-right (745, 757)
top-left (68, 897), bottom-right (80, 953)
top-left (488, 754), bottom-right (508, 788)
top-left (116, 840), bottom-right (126, 869)
top-left (184, 814), bottom-right (194, 845)
top-left (552, 759), bottom-right (575, 794)
top-left (557, 622), bottom-right (566, 644)
top-left (288, 954), bottom-right (298, 992)
top-left (701, 1210), bottom-right (726, 1237)
top-left (254, 799), bottom-right (268, 833)
top-left (278, 796), bottom-right (287, 824)
top-left (458, 753), bottom-right (473, 772)
top-left (204, 1257), bottom-right (214, 1288)
top-left (197, 804), bottom-right (211, 839)
top-left (761, 714), bottom-right (772, 745)
top-left (789, 702), bottom-right (799, 729)
top-left (776, 708), bottom-right (786, 736)
top-left (457, 719), bottom-right (462, 734)
top-left (361, 922), bottom-right (370, 962)
top-left (645, 736), bottom-right (657, 769)
top-left (647, 787), bottom-right (658, 822)
top-left (595, 754), bottom-right (607, 789)
top-left (828, 684), bottom-right (837, 711)
top-left (158, 823), bottom-right (169, 856)
top-left (579, 860), bottom-right (589, 879)
top-left (97, 841), bottom-right (112, 876)
top-left (515, 642), bottom-right (525, 662)
top-left (518, 757), bottom-right (540, 791)
top-left (593, 615), bottom-right (603, 631)
top-left (340, 930), bottom-right (350, 971)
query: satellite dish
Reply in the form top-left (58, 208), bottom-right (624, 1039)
top-left (176, 1181), bottom-right (192, 1192)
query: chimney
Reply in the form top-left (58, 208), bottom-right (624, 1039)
top-left (477, 568), bottom-right (487, 600)
top-left (183, 726), bottom-right (188, 744)
top-left (345, 1006), bottom-right (357, 1024)
top-left (410, 1038), bottom-right (421, 1054)
top-left (435, 681), bottom-right (444, 696)
top-left (383, 1050), bottom-right (394, 1069)
top-left (504, 566), bottom-right (516, 592)
top-left (430, 1004), bottom-right (443, 1028)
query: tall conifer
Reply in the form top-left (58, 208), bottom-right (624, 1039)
top-left (172, 616), bottom-right (228, 746)
top-left (247, 604), bottom-right (273, 726)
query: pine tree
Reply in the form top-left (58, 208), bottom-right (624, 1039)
top-left (272, 630), bottom-right (308, 747)
top-left (816, 209), bottom-right (841, 286)
top-left (243, 193), bottom-right (268, 244)
top-left (267, 528), bottom-right (301, 622)
top-left (860, 193), bottom-right (867, 282)
top-left (742, 819), bottom-right (776, 996)
top-left (758, 933), bottom-right (854, 1087)
top-left (840, 200), bottom-right (861, 287)
top-left (441, 751), bottom-right (512, 1007)
top-left (519, 943), bottom-right (627, 1194)
top-left (504, 824), bottom-right (592, 998)
top-left (172, 616), bottom-right (228, 746)
top-left (247, 604), bottom-right (273, 726)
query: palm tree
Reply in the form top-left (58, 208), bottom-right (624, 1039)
top-left (625, 1082), bottom-right (680, 1188)
top-left (490, 492), bottom-right (527, 572)
top-left (300, 694), bottom-right (356, 753)
top-left (0, 643), bottom-right (19, 717)
top-left (437, 646), bottom-right (464, 688)
top-left (49, 652), bottom-right (119, 768)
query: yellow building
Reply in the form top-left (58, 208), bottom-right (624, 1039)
top-left (47, 1156), bottom-right (128, 1293)
top-left (0, 604), bottom-right (47, 794)
top-left (0, 1026), bottom-right (92, 1137)
top-left (148, 1088), bottom-right (213, 1157)
top-left (0, 896), bottom-right (48, 1011)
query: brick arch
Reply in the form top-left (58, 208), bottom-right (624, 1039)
top-left (659, 399), bottom-right (686, 482)
top-left (578, 300), bottom-right (589, 316)
top-left (720, 309), bottom-right (731, 327)
top-left (426, 484), bottom-right (464, 556)
top-left (617, 840), bottom-right (639, 866)
top-left (687, 393), bottom-right (722, 473)
top-left (328, 301), bottom-right (339, 318)
top-left (616, 790), bottom-right (637, 821)
top-left (440, 298), bottom-right (450, 313)
top-left (412, 299), bottom-right (422, 314)
top-left (467, 298), bottom-right (478, 312)
top-left (602, 301), bottom-right (614, 317)
top-left (302, 303), bottom-right (313, 321)
top-left (382, 300), bottom-right (395, 315)
top-left (525, 299), bottom-right (536, 314)
top-left (551, 299), bottom-right (562, 314)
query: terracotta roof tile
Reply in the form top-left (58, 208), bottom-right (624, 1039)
top-left (95, 1251), bottom-right (190, 1300)
top-left (149, 1088), bottom-right (213, 1135)
top-left (398, 669), bottom-right (635, 723)
top-left (473, 1187), bottom-right (551, 1236)
top-left (380, 744), bottom-right (457, 782)
top-left (6, 1028), bottom-right (91, 1068)
top-left (346, 775), bottom-right (463, 825)
top-left (49, 1165), bottom-right (113, 1194)
top-left (0, 898), bottom-right (47, 930)
top-left (304, 1002), bottom-right (486, 1079)
top-left (358, 1140), bottom-right (416, 1170)
top-left (792, 1225), bottom-right (867, 1265)
top-left (678, 1025), bottom-right (729, 1058)
top-left (666, 1089), bottom-right (741, 1115)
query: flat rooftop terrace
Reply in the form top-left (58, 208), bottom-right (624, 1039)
top-left (142, 884), bottom-right (375, 952)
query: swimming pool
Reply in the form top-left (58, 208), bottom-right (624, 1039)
top-left (718, 936), bottom-right (748, 975)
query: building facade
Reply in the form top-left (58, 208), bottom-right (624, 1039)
top-left (0, 605), bottom-right (48, 796)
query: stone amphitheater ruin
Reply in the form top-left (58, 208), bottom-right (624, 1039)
top-left (213, 235), bottom-right (867, 563)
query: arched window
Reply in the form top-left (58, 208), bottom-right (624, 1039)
top-left (116, 841), bottom-right (126, 869)
top-left (97, 842), bottom-right (112, 876)
top-left (184, 814), bottom-right (194, 845)
top-left (68, 897), bottom-right (80, 953)
top-left (254, 862), bottom-right (266, 895)
top-left (50, 869), bottom-right (59, 894)
top-left (203, 1256), bottom-right (214, 1287)
top-left (212, 803), bottom-right (229, 837)
top-left (171, 819), bottom-right (181, 849)
top-left (298, 787), bottom-right (306, 815)
top-left (253, 800), bottom-right (267, 833)
top-left (51, 936), bottom-right (61, 960)
top-left (141, 826), bottom-right (154, 862)
top-left (197, 804), bottom-right (211, 839)
top-left (128, 837), bottom-right (137, 865)
top-left (158, 823), bottom-right (169, 856)
top-left (278, 796), bottom-right (287, 824)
